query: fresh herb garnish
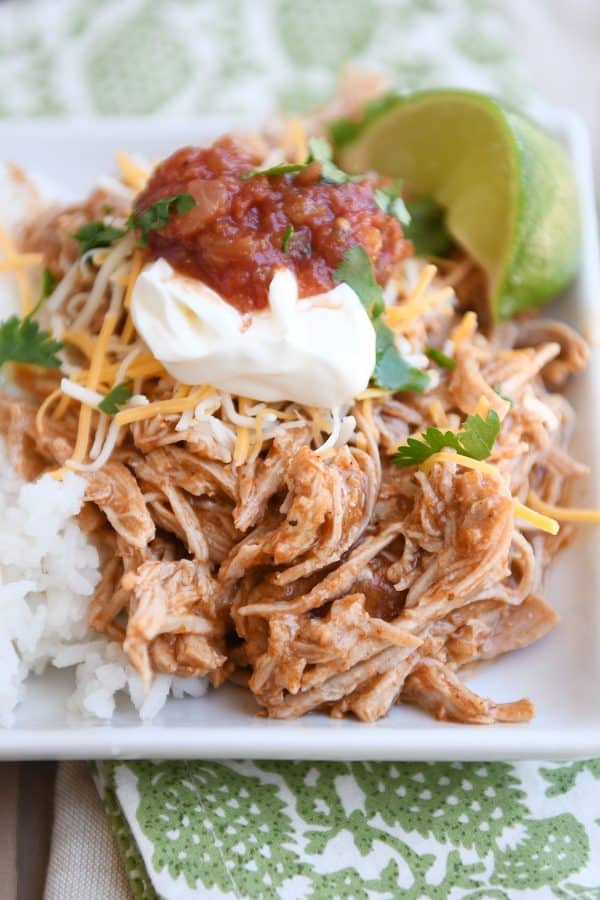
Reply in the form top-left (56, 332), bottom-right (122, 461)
top-left (0, 315), bottom-right (63, 369)
top-left (98, 379), bottom-right (134, 415)
top-left (333, 244), bottom-right (385, 318)
top-left (240, 162), bottom-right (307, 180)
top-left (281, 225), bottom-right (295, 252)
top-left (39, 267), bottom-right (58, 303)
top-left (73, 222), bottom-right (127, 256)
top-left (307, 137), bottom-right (359, 185)
top-left (129, 193), bottom-right (196, 246)
top-left (374, 182), bottom-right (411, 226)
top-left (393, 410), bottom-right (501, 467)
top-left (373, 317), bottom-right (429, 392)
top-left (425, 345), bottom-right (456, 370)
top-left (75, 193), bottom-right (197, 255)
top-left (27, 267), bottom-right (59, 318)
top-left (334, 245), bottom-right (428, 393)
top-left (404, 197), bottom-right (453, 257)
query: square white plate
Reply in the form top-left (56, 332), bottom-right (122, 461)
top-left (0, 109), bottom-right (599, 761)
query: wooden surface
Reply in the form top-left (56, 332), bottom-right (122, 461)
top-left (0, 763), bottom-right (56, 900)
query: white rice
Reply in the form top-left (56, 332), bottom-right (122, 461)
top-left (0, 442), bottom-right (207, 726)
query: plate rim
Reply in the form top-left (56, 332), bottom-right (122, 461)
top-left (1, 106), bottom-right (599, 760)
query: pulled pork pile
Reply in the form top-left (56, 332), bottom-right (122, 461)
top-left (0, 199), bottom-right (589, 721)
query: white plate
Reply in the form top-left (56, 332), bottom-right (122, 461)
top-left (0, 110), bottom-right (599, 761)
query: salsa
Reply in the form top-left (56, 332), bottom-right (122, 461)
top-left (136, 137), bottom-right (409, 312)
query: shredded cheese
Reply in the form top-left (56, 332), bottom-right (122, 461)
top-left (69, 313), bottom-right (119, 466)
top-left (451, 311), bottom-right (478, 345)
top-left (71, 355), bottom-right (167, 385)
top-left (420, 450), bottom-right (498, 476)
top-left (52, 394), bottom-right (72, 421)
top-left (121, 314), bottom-right (136, 344)
top-left (0, 253), bottom-right (43, 274)
top-left (60, 378), bottom-right (104, 410)
top-left (527, 491), bottom-right (600, 525)
top-left (356, 387), bottom-right (393, 400)
top-left (513, 501), bottom-right (559, 535)
top-left (233, 426), bottom-right (250, 466)
top-left (35, 387), bottom-right (63, 436)
top-left (471, 395), bottom-right (490, 419)
top-left (419, 452), bottom-right (560, 534)
top-left (386, 285), bottom-right (453, 330)
top-left (113, 387), bottom-right (209, 426)
top-left (115, 151), bottom-right (150, 192)
top-left (427, 399), bottom-right (448, 429)
top-left (283, 116), bottom-right (308, 163)
top-left (63, 330), bottom-right (97, 359)
top-left (124, 248), bottom-right (145, 310)
top-left (0, 226), bottom-right (38, 315)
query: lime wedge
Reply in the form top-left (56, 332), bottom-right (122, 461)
top-left (334, 90), bottom-right (581, 321)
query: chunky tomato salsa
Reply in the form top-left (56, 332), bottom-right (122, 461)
top-left (135, 137), bottom-right (409, 311)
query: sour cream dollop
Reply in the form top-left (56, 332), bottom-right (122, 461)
top-left (131, 259), bottom-right (375, 408)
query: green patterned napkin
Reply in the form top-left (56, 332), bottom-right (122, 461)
top-left (1, 1), bottom-right (599, 897)
top-left (0, 0), bottom-right (527, 118)
top-left (93, 759), bottom-right (600, 898)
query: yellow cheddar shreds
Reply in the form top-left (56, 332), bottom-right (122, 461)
top-left (356, 387), bottom-right (393, 400)
top-left (114, 387), bottom-right (209, 427)
top-left (53, 393), bottom-right (72, 420)
top-left (70, 314), bottom-right (119, 465)
top-left (513, 500), bottom-right (559, 535)
top-left (0, 226), bottom-right (38, 315)
top-left (233, 426), bottom-right (250, 466)
top-left (283, 116), bottom-right (308, 163)
top-left (0, 253), bottom-right (43, 274)
top-left (451, 311), bottom-right (478, 345)
top-left (427, 399), bottom-right (448, 429)
top-left (124, 248), bottom-right (145, 310)
top-left (116, 151), bottom-right (150, 192)
top-left (63, 330), bottom-right (97, 359)
top-left (35, 387), bottom-right (63, 435)
top-left (386, 285), bottom-right (453, 330)
top-left (420, 451), bottom-right (498, 476)
top-left (472, 395), bottom-right (490, 419)
top-left (527, 491), bottom-right (600, 525)
top-left (121, 314), bottom-right (136, 345)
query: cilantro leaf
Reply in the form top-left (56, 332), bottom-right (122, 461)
top-left (333, 245), bottom-right (385, 318)
top-left (374, 183), bottom-right (411, 226)
top-left (129, 193), bottom-right (196, 246)
top-left (425, 345), bottom-right (456, 369)
top-left (281, 225), bottom-right (294, 252)
top-left (307, 137), bottom-right (359, 185)
top-left (374, 343), bottom-right (430, 392)
top-left (74, 222), bottom-right (127, 256)
top-left (98, 379), bottom-right (133, 415)
top-left (393, 410), bottom-right (501, 467)
top-left (39, 267), bottom-right (58, 303)
top-left (457, 410), bottom-right (501, 460)
top-left (334, 245), bottom-right (428, 393)
top-left (373, 317), bottom-right (429, 392)
top-left (240, 162), bottom-right (307, 180)
top-left (239, 137), bottom-right (362, 186)
top-left (27, 267), bottom-right (58, 318)
top-left (404, 197), bottom-right (453, 257)
top-left (0, 315), bottom-right (63, 369)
